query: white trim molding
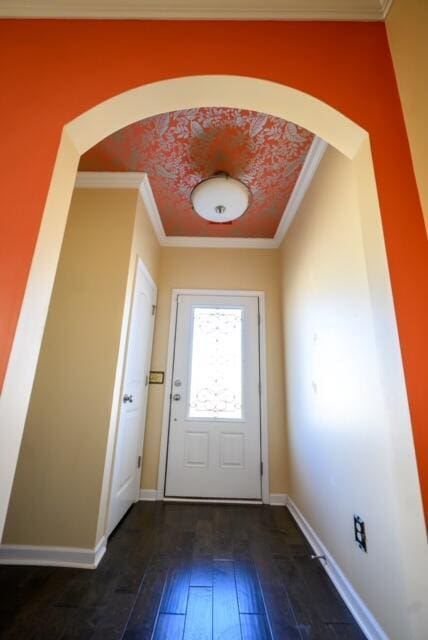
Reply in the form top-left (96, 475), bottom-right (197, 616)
top-left (273, 137), bottom-right (327, 244)
top-left (76, 137), bottom-right (326, 250)
top-left (0, 1), bottom-right (391, 21)
top-left (287, 497), bottom-right (388, 640)
top-left (0, 536), bottom-right (106, 570)
top-left (75, 171), bottom-right (144, 189)
top-left (380, 0), bottom-right (394, 19)
top-left (139, 489), bottom-right (157, 501)
top-left (269, 493), bottom-right (288, 506)
top-left (163, 498), bottom-right (262, 505)
top-left (160, 236), bottom-right (276, 249)
top-left (139, 173), bottom-right (167, 241)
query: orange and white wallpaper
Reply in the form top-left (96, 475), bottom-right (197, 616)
top-left (80, 107), bottom-right (314, 238)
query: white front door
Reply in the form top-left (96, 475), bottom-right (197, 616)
top-left (107, 260), bottom-right (157, 535)
top-left (165, 294), bottom-right (262, 500)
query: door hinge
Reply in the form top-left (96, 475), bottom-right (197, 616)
top-left (260, 461), bottom-right (264, 476)
top-left (138, 455), bottom-right (142, 469)
top-left (152, 304), bottom-right (157, 316)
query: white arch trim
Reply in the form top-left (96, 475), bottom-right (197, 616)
top-left (2, 81), bottom-right (426, 639)
top-left (66, 75), bottom-right (366, 158)
top-left (0, 76), bottom-right (371, 540)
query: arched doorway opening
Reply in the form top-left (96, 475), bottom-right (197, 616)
top-left (1, 77), bottom-right (426, 638)
top-left (2, 76), bottom-right (374, 537)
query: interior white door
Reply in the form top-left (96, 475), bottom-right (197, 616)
top-left (107, 260), bottom-right (157, 535)
top-left (165, 294), bottom-right (262, 500)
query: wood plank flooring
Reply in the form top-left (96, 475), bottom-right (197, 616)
top-left (0, 503), bottom-right (366, 640)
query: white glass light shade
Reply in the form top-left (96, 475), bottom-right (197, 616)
top-left (191, 174), bottom-right (250, 222)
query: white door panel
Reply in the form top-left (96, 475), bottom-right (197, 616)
top-left (107, 260), bottom-right (156, 535)
top-left (185, 432), bottom-right (209, 467)
top-left (165, 294), bottom-right (262, 500)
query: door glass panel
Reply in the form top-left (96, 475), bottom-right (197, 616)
top-left (188, 307), bottom-right (243, 420)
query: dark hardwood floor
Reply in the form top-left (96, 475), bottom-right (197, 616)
top-left (0, 503), bottom-right (365, 640)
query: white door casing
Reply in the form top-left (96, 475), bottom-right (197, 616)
top-left (107, 259), bottom-right (157, 535)
top-left (164, 293), bottom-right (264, 501)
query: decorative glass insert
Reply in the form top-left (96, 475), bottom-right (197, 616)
top-left (188, 307), bottom-right (243, 420)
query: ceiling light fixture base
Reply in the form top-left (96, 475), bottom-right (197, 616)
top-left (191, 172), bottom-right (250, 223)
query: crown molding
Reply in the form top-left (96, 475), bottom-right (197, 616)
top-left (380, 0), bottom-right (394, 19)
top-left (76, 137), bottom-right (326, 250)
top-left (273, 136), bottom-right (328, 246)
top-left (160, 236), bottom-right (277, 249)
top-left (0, 1), bottom-right (389, 21)
top-left (138, 173), bottom-right (167, 241)
top-left (75, 171), bottom-right (144, 189)
top-left (76, 171), bottom-right (278, 248)
top-left (137, 173), bottom-right (280, 249)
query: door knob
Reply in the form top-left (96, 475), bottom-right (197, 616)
top-left (123, 393), bottom-right (133, 403)
top-left (172, 393), bottom-right (181, 401)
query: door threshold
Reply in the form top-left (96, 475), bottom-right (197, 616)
top-left (162, 497), bottom-right (263, 505)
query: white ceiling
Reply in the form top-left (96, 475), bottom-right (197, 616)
top-left (0, 0), bottom-right (394, 20)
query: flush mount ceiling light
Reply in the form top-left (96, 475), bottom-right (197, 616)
top-left (190, 172), bottom-right (250, 223)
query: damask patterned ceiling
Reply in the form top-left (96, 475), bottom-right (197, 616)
top-left (79, 108), bottom-right (315, 238)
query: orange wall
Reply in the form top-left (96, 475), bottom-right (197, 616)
top-left (0, 20), bottom-right (427, 518)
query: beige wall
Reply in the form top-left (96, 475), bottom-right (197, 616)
top-left (131, 194), bottom-right (162, 283)
top-left (387, 0), bottom-right (428, 230)
top-left (280, 145), bottom-right (428, 638)
top-left (141, 247), bottom-right (288, 494)
top-left (4, 189), bottom-right (160, 548)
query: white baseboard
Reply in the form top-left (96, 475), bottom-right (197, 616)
top-left (141, 491), bottom-right (288, 505)
top-left (0, 536), bottom-right (106, 570)
top-left (163, 498), bottom-right (262, 505)
top-left (139, 489), bottom-right (157, 501)
top-left (269, 493), bottom-right (288, 506)
top-left (287, 497), bottom-right (388, 640)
